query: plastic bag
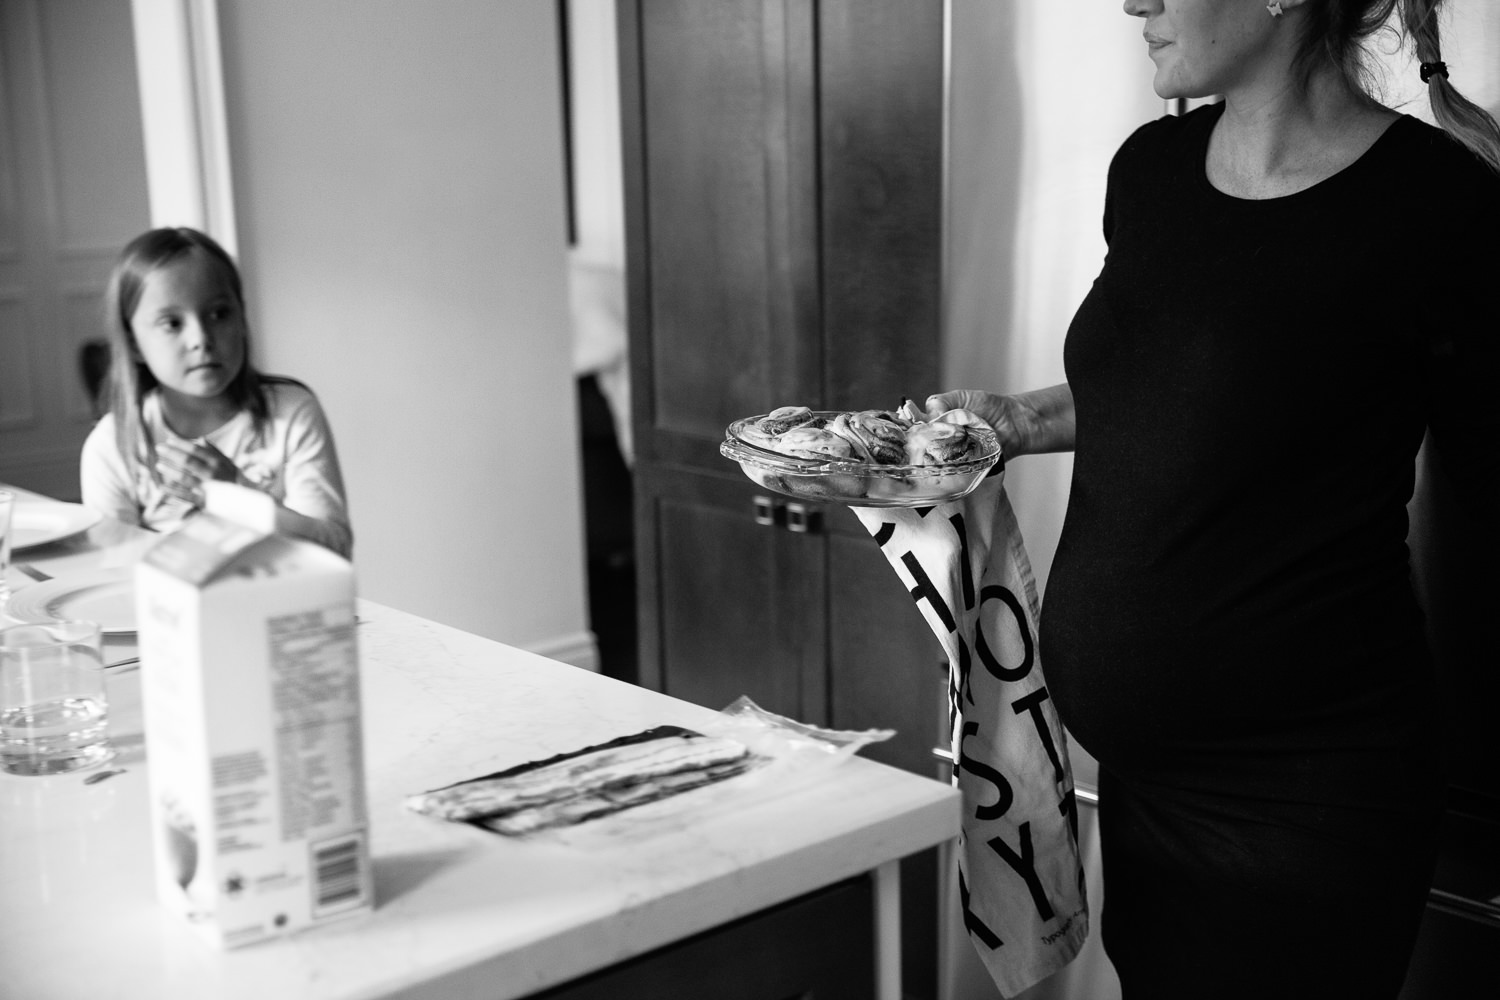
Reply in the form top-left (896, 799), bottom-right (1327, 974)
top-left (405, 696), bottom-right (893, 846)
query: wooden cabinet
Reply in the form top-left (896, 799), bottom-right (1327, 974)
top-left (641, 468), bottom-right (947, 776)
top-left (619, 0), bottom-right (946, 740)
top-left (618, 1), bottom-right (949, 994)
top-left (530, 876), bottom-right (875, 1000)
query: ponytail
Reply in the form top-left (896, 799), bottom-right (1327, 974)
top-left (1401, 0), bottom-right (1500, 174)
top-left (1299, 1), bottom-right (1500, 175)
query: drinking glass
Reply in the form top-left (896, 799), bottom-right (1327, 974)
top-left (0, 620), bottom-right (114, 776)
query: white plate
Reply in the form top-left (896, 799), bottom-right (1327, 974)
top-left (9, 501), bottom-right (103, 550)
top-left (5, 570), bottom-right (137, 634)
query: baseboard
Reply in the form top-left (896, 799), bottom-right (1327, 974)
top-left (524, 630), bottom-right (600, 673)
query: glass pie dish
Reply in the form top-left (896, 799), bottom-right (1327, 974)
top-left (720, 412), bottom-right (1003, 508)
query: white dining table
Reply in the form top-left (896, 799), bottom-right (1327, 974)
top-left (0, 487), bottom-right (961, 999)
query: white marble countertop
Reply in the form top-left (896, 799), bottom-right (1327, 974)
top-left (0, 496), bottom-right (960, 999)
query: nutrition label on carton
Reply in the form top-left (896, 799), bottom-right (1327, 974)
top-left (269, 609), bottom-right (365, 840)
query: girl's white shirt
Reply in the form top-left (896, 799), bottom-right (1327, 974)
top-left (80, 381), bottom-right (353, 558)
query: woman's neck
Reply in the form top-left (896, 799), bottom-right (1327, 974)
top-left (157, 387), bottom-right (239, 440)
top-left (1208, 68), bottom-right (1398, 199)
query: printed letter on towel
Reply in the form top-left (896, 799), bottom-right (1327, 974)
top-left (852, 475), bottom-right (1087, 996)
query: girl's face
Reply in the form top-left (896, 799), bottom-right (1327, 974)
top-left (1124, 0), bottom-right (1283, 100)
top-left (129, 249), bottom-right (247, 406)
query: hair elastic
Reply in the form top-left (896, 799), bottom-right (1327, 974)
top-left (1420, 61), bottom-right (1448, 83)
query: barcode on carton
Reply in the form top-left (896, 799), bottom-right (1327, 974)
top-left (311, 832), bottom-right (367, 915)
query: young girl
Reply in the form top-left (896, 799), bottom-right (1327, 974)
top-left (81, 227), bottom-right (352, 558)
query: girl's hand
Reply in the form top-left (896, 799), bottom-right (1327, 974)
top-left (155, 440), bottom-right (245, 509)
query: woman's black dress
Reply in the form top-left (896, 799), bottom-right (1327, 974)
top-left (1042, 103), bottom-right (1500, 997)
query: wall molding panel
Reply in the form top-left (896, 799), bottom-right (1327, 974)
top-left (0, 0), bottom-right (150, 497)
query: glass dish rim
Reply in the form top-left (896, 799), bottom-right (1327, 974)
top-left (721, 412), bottom-right (1002, 480)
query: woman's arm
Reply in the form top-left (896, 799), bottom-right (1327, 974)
top-left (925, 384), bottom-right (1076, 458)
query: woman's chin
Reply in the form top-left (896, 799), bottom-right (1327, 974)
top-left (1152, 75), bottom-right (1183, 101)
top-left (1151, 71), bottom-right (1215, 104)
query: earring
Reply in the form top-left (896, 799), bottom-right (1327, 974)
top-left (1266, 1), bottom-right (1284, 15)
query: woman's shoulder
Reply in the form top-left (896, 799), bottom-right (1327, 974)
top-left (1125, 103), bottom-right (1217, 144)
top-left (1108, 104), bottom-right (1218, 187)
top-left (1382, 116), bottom-right (1500, 200)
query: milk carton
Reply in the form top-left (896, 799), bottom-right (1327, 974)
top-left (135, 483), bottom-right (371, 948)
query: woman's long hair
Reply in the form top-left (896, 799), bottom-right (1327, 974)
top-left (100, 227), bottom-right (280, 480)
top-left (1297, 0), bottom-right (1500, 173)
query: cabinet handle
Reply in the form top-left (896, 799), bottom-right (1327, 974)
top-left (785, 502), bottom-right (817, 534)
top-left (751, 496), bottom-right (819, 533)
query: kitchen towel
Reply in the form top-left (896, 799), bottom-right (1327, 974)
top-left (852, 473), bottom-right (1088, 997)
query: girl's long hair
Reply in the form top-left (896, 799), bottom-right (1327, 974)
top-left (100, 227), bottom-right (288, 479)
top-left (1298, 0), bottom-right (1500, 173)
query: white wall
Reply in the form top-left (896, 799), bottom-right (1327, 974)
top-left (1365, 1), bottom-right (1500, 119)
top-left (212, 0), bottom-right (590, 662)
top-left (945, 0), bottom-right (1161, 596)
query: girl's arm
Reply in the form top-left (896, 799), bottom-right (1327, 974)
top-left (273, 503), bottom-right (352, 560)
top-left (159, 429), bottom-right (354, 558)
top-left (156, 388), bottom-right (353, 557)
top-left (925, 384), bottom-right (1076, 458)
top-left (79, 416), bottom-right (145, 525)
top-left (272, 390), bottom-right (354, 559)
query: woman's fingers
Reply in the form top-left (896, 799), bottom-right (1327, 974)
top-left (925, 390), bottom-right (1003, 428)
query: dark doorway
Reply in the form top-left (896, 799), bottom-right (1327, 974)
top-left (576, 373), bottom-right (637, 683)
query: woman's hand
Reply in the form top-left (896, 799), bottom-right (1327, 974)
top-left (155, 440), bottom-right (245, 509)
top-left (924, 384), bottom-right (1076, 458)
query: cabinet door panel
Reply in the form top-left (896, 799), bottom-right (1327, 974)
top-left (621, 5), bottom-right (949, 995)
top-left (819, 0), bottom-right (945, 410)
top-left (632, 0), bottom-right (820, 454)
top-left (650, 473), bottom-right (826, 720)
top-left (532, 876), bottom-right (875, 1000)
top-left (827, 518), bottom-right (947, 777)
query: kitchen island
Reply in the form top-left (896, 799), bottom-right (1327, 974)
top-left (0, 500), bottom-right (960, 1000)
